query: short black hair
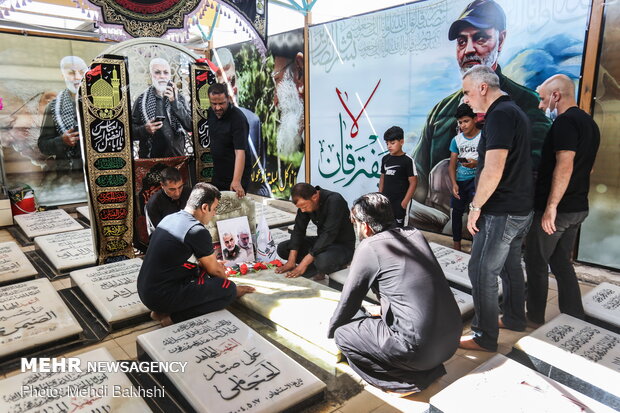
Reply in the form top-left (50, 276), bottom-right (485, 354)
top-left (208, 82), bottom-right (228, 97)
top-left (383, 126), bottom-right (404, 142)
top-left (160, 166), bottom-right (182, 184)
top-left (351, 193), bottom-right (395, 234)
top-left (455, 103), bottom-right (476, 119)
top-left (186, 182), bottom-right (221, 210)
top-left (290, 183), bottom-right (317, 202)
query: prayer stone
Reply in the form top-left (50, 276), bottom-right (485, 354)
top-left (76, 205), bottom-right (90, 221)
top-left (207, 191), bottom-right (256, 240)
top-left (136, 309), bottom-right (326, 413)
top-left (70, 258), bottom-right (148, 324)
top-left (14, 209), bottom-right (83, 239)
top-left (233, 269), bottom-right (373, 356)
top-left (0, 278), bottom-right (83, 358)
top-left (583, 282), bottom-right (620, 330)
top-left (513, 314), bottom-right (620, 401)
top-left (429, 354), bottom-right (616, 413)
top-left (35, 229), bottom-right (96, 272)
top-left (0, 348), bottom-right (152, 412)
top-left (0, 241), bottom-right (38, 284)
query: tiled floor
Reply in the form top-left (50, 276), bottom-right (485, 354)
top-left (0, 223), bottom-right (612, 412)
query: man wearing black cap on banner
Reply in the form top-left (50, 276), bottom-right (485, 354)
top-left (411, 0), bottom-right (549, 229)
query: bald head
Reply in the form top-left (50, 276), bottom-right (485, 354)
top-left (537, 74), bottom-right (577, 115)
top-left (538, 74), bottom-right (575, 99)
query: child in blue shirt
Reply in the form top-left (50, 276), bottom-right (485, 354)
top-left (448, 104), bottom-right (480, 250)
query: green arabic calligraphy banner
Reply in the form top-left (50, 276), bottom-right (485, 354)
top-left (79, 55), bottom-right (135, 264)
top-left (190, 62), bottom-right (216, 183)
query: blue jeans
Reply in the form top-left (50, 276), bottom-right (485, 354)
top-left (468, 212), bottom-right (533, 351)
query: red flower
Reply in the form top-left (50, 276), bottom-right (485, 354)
top-left (269, 259), bottom-right (283, 267)
top-left (240, 264), bottom-right (248, 275)
top-left (253, 262), bottom-right (267, 270)
top-left (226, 267), bottom-right (237, 276)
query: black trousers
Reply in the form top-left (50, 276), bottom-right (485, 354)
top-left (525, 210), bottom-right (588, 323)
top-left (334, 313), bottom-right (446, 393)
top-left (277, 237), bottom-right (354, 276)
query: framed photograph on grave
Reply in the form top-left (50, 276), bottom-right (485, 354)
top-left (216, 216), bottom-right (255, 265)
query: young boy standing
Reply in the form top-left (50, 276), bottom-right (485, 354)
top-left (379, 126), bottom-right (417, 227)
top-left (448, 103), bottom-right (481, 251)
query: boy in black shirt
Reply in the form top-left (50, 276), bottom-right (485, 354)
top-left (379, 126), bottom-right (417, 226)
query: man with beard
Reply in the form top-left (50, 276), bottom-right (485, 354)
top-left (38, 56), bottom-right (88, 172)
top-left (269, 32), bottom-right (306, 183)
top-left (412, 0), bottom-right (549, 227)
top-left (132, 58), bottom-right (192, 158)
top-left (207, 83), bottom-right (250, 197)
top-left (237, 229), bottom-right (254, 261)
top-left (214, 47), bottom-right (270, 196)
top-left (328, 193), bottom-right (461, 396)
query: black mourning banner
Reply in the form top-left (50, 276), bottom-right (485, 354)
top-left (78, 55), bottom-right (135, 265)
top-left (86, 0), bottom-right (203, 37)
top-left (190, 63), bottom-right (217, 183)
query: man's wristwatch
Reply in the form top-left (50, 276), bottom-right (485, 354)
top-left (469, 203), bottom-right (481, 212)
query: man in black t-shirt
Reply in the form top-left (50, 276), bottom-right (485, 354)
top-left (459, 66), bottom-right (534, 352)
top-left (276, 183), bottom-right (355, 280)
top-left (525, 75), bottom-right (600, 324)
top-left (137, 183), bottom-right (254, 326)
top-left (145, 167), bottom-right (191, 233)
top-left (207, 83), bottom-right (251, 198)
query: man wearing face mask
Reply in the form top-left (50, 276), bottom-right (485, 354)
top-left (524, 74), bottom-right (600, 325)
top-left (132, 58), bottom-right (192, 158)
top-left (411, 0), bottom-right (550, 230)
top-left (38, 56), bottom-right (88, 172)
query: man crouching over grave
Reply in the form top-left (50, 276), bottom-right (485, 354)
top-left (138, 183), bottom-right (255, 326)
top-left (275, 183), bottom-right (355, 280)
top-left (328, 193), bottom-right (462, 396)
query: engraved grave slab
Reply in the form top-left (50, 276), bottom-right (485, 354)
top-left (583, 282), bottom-right (620, 330)
top-left (208, 191), bottom-right (256, 241)
top-left (35, 229), bottom-right (96, 272)
top-left (14, 209), bottom-right (83, 239)
top-left (254, 202), bottom-right (296, 228)
top-left (287, 222), bottom-right (318, 237)
top-left (234, 269), bottom-right (374, 356)
top-left (136, 309), bottom-right (326, 413)
top-left (429, 243), bottom-right (472, 288)
top-left (0, 241), bottom-right (37, 284)
top-left (0, 278), bottom-right (83, 358)
top-left (429, 354), bottom-right (615, 413)
top-left (513, 314), bottom-right (620, 400)
top-left (0, 348), bottom-right (152, 412)
top-left (70, 258), bottom-right (149, 324)
top-left (76, 205), bottom-right (90, 221)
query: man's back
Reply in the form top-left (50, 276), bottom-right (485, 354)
top-left (333, 227), bottom-right (462, 368)
top-left (535, 107), bottom-right (600, 212)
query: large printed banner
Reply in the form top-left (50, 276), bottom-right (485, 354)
top-left (79, 55), bottom-right (135, 264)
top-left (190, 62), bottom-right (216, 183)
top-left (309, 0), bottom-right (591, 234)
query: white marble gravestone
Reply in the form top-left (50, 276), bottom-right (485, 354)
top-left (136, 309), bottom-right (325, 413)
top-left (208, 191), bottom-right (256, 241)
top-left (270, 228), bottom-right (291, 246)
top-left (0, 278), bottom-right (82, 358)
top-left (514, 314), bottom-right (620, 399)
top-left (0, 348), bottom-right (152, 412)
top-left (287, 222), bottom-right (318, 237)
top-left (583, 282), bottom-right (620, 329)
top-left (430, 354), bottom-right (615, 413)
top-left (14, 209), bottom-right (83, 239)
top-left (0, 241), bottom-right (38, 284)
top-left (450, 287), bottom-right (474, 317)
top-left (76, 205), bottom-right (90, 221)
top-left (254, 202), bottom-right (296, 228)
top-left (429, 243), bottom-right (472, 288)
top-left (35, 228), bottom-right (96, 272)
top-left (70, 258), bottom-right (149, 324)
top-left (233, 269), bottom-right (375, 356)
